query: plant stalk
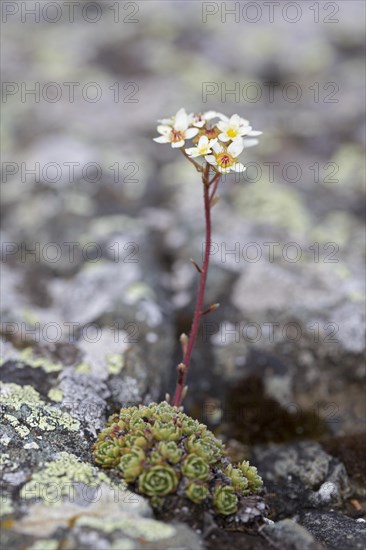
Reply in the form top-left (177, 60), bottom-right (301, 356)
top-left (172, 165), bottom-right (220, 407)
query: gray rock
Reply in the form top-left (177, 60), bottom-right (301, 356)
top-left (253, 442), bottom-right (351, 516)
top-left (261, 519), bottom-right (318, 550)
top-left (298, 511), bottom-right (366, 550)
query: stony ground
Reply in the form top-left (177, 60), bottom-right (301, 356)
top-left (1, 2), bottom-right (365, 549)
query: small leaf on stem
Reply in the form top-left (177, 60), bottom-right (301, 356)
top-left (210, 196), bottom-right (220, 208)
top-left (180, 333), bottom-right (189, 355)
top-left (178, 362), bottom-right (186, 374)
top-left (202, 303), bottom-right (220, 316)
top-left (190, 258), bottom-right (202, 274)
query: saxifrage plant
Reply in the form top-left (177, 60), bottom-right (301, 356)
top-left (93, 108), bottom-right (263, 517)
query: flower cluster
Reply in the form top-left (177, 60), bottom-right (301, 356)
top-left (154, 108), bottom-right (261, 173)
top-left (93, 402), bottom-right (263, 515)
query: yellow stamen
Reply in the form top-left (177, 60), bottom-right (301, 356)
top-left (227, 128), bottom-right (238, 138)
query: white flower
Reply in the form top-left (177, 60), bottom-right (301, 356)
top-left (205, 139), bottom-right (246, 173)
top-left (185, 136), bottom-right (217, 158)
top-left (191, 110), bottom-right (226, 128)
top-left (217, 114), bottom-right (262, 143)
top-left (154, 108), bottom-right (199, 148)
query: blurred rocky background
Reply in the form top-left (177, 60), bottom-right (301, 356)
top-left (1, 1), bottom-right (365, 549)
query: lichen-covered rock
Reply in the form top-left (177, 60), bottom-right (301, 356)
top-left (93, 401), bottom-right (263, 519)
top-left (298, 511), bottom-right (366, 550)
top-left (261, 519), bottom-right (317, 550)
top-left (252, 442), bottom-right (351, 518)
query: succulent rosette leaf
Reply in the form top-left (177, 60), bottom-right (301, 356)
top-left (225, 464), bottom-right (249, 492)
top-left (138, 465), bottom-right (179, 496)
top-left (93, 438), bottom-right (122, 468)
top-left (213, 485), bottom-right (239, 516)
top-left (239, 461), bottom-right (263, 493)
top-left (118, 447), bottom-right (145, 482)
top-left (157, 441), bottom-right (183, 464)
top-left (186, 434), bottom-right (223, 463)
top-left (181, 453), bottom-right (210, 481)
top-left (152, 420), bottom-right (181, 441)
top-left (186, 482), bottom-right (209, 504)
top-left (93, 402), bottom-right (263, 517)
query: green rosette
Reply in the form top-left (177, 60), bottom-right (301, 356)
top-left (213, 485), bottom-right (238, 516)
top-left (138, 465), bottom-right (178, 497)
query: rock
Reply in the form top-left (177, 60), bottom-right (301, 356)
top-left (252, 442), bottom-right (351, 518)
top-left (261, 519), bottom-right (318, 550)
top-left (298, 511), bottom-right (366, 550)
top-left (0, 382), bottom-right (202, 549)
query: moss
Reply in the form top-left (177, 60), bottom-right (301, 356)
top-left (0, 499), bottom-right (14, 517)
top-left (107, 353), bottom-right (125, 375)
top-left (3, 414), bottom-right (30, 437)
top-left (75, 362), bottom-right (91, 374)
top-left (125, 282), bottom-right (156, 302)
top-left (47, 388), bottom-right (64, 402)
top-left (28, 539), bottom-right (59, 550)
top-left (1, 383), bottom-right (80, 433)
top-left (225, 375), bottom-right (327, 444)
top-left (110, 539), bottom-right (135, 550)
top-left (93, 402), bottom-right (263, 516)
top-left (310, 211), bottom-right (354, 248)
top-left (234, 179), bottom-right (309, 235)
top-left (19, 348), bottom-right (62, 373)
top-left (75, 515), bottom-right (176, 541)
top-left (1, 383), bottom-right (42, 410)
top-left (20, 452), bottom-right (116, 505)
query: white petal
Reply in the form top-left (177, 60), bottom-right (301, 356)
top-left (157, 125), bottom-right (172, 136)
top-left (217, 121), bottom-right (228, 132)
top-left (208, 138), bottom-right (218, 147)
top-left (242, 138), bottom-right (259, 148)
top-left (232, 162), bottom-right (246, 172)
top-left (248, 130), bottom-right (262, 136)
top-left (230, 114), bottom-right (241, 126)
top-left (212, 141), bottom-right (223, 154)
top-left (198, 135), bottom-right (209, 147)
top-left (174, 108), bottom-right (188, 131)
top-left (228, 139), bottom-right (245, 157)
top-left (185, 147), bottom-right (198, 157)
top-left (203, 110), bottom-right (219, 120)
top-left (239, 117), bottom-right (250, 126)
top-left (218, 166), bottom-right (230, 173)
top-left (205, 155), bottom-right (217, 165)
top-left (158, 117), bottom-right (174, 126)
top-left (185, 127), bottom-right (199, 139)
top-left (153, 136), bottom-right (170, 143)
top-left (194, 120), bottom-right (205, 128)
top-left (171, 140), bottom-right (185, 148)
top-left (218, 133), bottom-right (230, 142)
top-left (238, 125), bottom-right (252, 134)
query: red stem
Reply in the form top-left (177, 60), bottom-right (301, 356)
top-left (172, 166), bottom-right (219, 407)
